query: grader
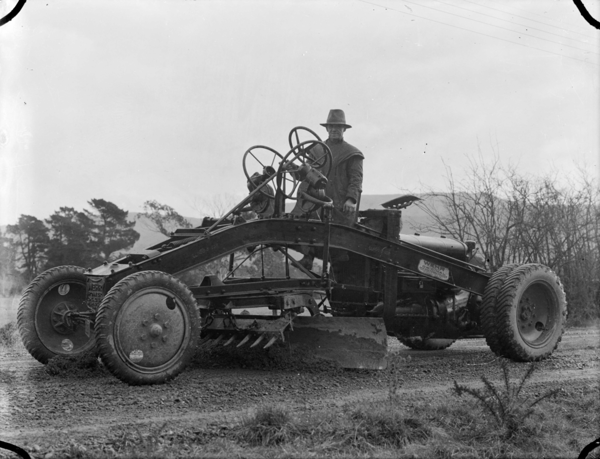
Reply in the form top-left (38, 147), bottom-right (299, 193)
top-left (17, 127), bottom-right (567, 385)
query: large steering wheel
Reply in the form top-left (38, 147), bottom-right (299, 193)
top-left (277, 139), bottom-right (332, 200)
top-left (242, 145), bottom-right (284, 197)
top-left (287, 126), bottom-right (332, 177)
top-left (288, 126), bottom-right (321, 149)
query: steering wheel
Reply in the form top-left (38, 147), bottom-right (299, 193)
top-left (288, 126), bottom-right (332, 177)
top-left (277, 139), bottom-right (332, 200)
top-left (242, 145), bottom-right (284, 197)
top-left (288, 126), bottom-right (322, 149)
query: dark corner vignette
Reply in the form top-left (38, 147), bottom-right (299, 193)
top-left (573, 0), bottom-right (600, 29)
top-left (0, 0), bottom-right (27, 27)
top-left (579, 437), bottom-right (600, 459)
top-left (0, 440), bottom-right (32, 459)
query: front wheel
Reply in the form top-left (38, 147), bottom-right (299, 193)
top-left (95, 271), bottom-right (200, 385)
top-left (495, 264), bottom-right (567, 361)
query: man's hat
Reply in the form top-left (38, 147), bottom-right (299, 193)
top-left (320, 109), bottom-right (352, 129)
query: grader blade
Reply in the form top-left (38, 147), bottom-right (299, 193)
top-left (286, 316), bottom-right (388, 370)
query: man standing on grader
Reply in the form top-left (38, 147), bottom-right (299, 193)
top-left (319, 109), bottom-right (364, 227)
top-left (298, 109), bottom-right (364, 270)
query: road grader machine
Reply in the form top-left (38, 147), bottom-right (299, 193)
top-left (17, 127), bottom-right (567, 385)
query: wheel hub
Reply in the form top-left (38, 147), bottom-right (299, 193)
top-left (51, 301), bottom-right (78, 334)
top-left (116, 290), bottom-right (189, 369)
top-left (517, 282), bottom-right (555, 347)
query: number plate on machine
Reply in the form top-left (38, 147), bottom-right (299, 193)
top-left (418, 259), bottom-right (450, 281)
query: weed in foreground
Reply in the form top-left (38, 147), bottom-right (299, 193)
top-left (453, 358), bottom-right (559, 439)
top-left (237, 405), bottom-right (296, 447)
top-left (386, 353), bottom-right (411, 404)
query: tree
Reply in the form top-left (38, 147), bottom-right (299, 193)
top-left (0, 229), bottom-right (22, 295)
top-left (6, 215), bottom-right (50, 282)
top-left (415, 151), bottom-right (599, 324)
top-left (138, 200), bottom-right (192, 236)
top-left (415, 155), bottom-right (525, 271)
top-left (84, 199), bottom-right (140, 263)
top-left (45, 207), bottom-right (96, 269)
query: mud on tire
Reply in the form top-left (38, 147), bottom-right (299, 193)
top-left (95, 271), bottom-right (200, 385)
top-left (17, 265), bottom-right (96, 364)
top-left (495, 264), bottom-right (567, 361)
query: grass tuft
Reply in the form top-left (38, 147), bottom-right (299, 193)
top-left (237, 405), bottom-right (296, 446)
top-left (344, 404), bottom-right (431, 450)
top-left (385, 353), bottom-right (411, 403)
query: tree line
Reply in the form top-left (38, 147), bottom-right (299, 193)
top-left (415, 155), bottom-right (599, 325)
top-left (0, 199), bottom-right (293, 296)
top-left (0, 199), bottom-right (140, 295)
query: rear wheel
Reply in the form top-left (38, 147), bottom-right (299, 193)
top-left (397, 336), bottom-right (456, 350)
top-left (17, 266), bottom-right (96, 364)
top-left (480, 264), bottom-right (518, 357)
top-left (495, 264), bottom-right (566, 361)
top-left (95, 271), bottom-right (200, 385)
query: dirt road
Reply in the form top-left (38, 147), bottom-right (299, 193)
top-left (1, 327), bottom-right (598, 455)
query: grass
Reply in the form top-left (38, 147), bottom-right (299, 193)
top-left (63, 387), bottom-right (592, 459)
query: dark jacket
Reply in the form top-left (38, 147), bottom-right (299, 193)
top-left (324, 139), bottom-right (364, 225)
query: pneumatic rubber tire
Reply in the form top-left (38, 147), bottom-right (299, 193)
top-left (480, 264), bottom-right (518, 358)
top-left (17, 265), bottom-right (96, 364)
top-left (495, 264), bottom-right (567, 361)
top-left (95, 271), bottom-right (200, 385)
top-left (397, 336), bottom-right (456, 350)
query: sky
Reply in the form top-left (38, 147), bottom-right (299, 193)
top-left (0, 0), bottom-right (598, 225)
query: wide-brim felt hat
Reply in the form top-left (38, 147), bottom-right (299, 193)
top-left (320, 109), bottom-right (352, 128)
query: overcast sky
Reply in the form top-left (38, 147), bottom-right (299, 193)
top-left (1, 0), bottom-right (598, 225)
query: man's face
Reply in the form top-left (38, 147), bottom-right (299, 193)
top-left (326, 125), bottom-right (345, 141)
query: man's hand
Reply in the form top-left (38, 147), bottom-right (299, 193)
top-left (343, 198), bottom-right (357, 214)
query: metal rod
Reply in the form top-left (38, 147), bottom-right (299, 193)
top-left (285, 246), bottom-right (290, 279)
top-left (261, 244), bottom-right (265, 279)
top-left (228, 253), bottom-right (235, 276)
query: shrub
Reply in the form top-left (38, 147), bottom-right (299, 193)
top-left (453, 359), bottom-right (558, 439)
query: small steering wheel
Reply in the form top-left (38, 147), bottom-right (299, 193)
top-left (277, 139), bottom-right (332, 200)
top-left (242, 145), bottom-right (284, 197)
